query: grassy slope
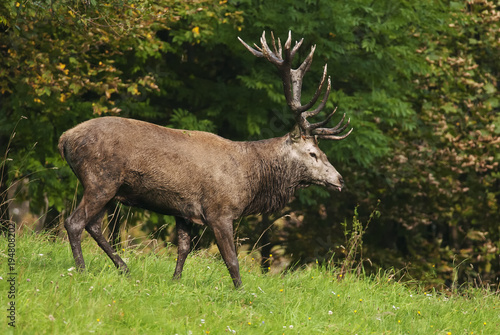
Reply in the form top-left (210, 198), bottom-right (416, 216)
top-left (1, 233), bottom-right (499, 334)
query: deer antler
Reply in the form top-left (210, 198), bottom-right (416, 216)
top-left (238, 31), bottom-right (353, 140)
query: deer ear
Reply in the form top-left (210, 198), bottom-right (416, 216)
top-left (289, 124), bottom-right (303, 142)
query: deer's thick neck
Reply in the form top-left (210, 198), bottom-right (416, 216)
top-left (240, 135), bottom-right (305, 216)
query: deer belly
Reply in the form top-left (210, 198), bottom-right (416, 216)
top-left (115, 184), bottom-right (204, 223)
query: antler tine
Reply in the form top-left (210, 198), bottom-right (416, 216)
top-left (300, 76), bottom-right (331, 120)
top-left (238, 32), bottom-right (283, 65)
top-left (278, 37), bottom-right (282, 58)
top-left (270, 31), bottom-right (279, 56)
top-left (314, 127), bottom-right (354, 140)
top-left (296, 64), bottom-right (328, 113)
top-left (329, 114), bottom-right (350, 133)
top-left (309, 106), bottom-right (340, 130)
top-left (290, 37), bottom-right (304, 59)
top-left (296, 44), bottom-right (316, 77)
top-left (237, 36), bottom-right (264, 57)
top-left (282, 31), bottom-right (292, 62)
top-left (259, 31), bottom-right (284, 65)
top-left (312, 116), bottom-right (351, 135)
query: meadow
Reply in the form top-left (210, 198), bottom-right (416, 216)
top-left (1, 232), bottom-right (499, 334)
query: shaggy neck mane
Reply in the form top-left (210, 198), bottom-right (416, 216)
top-left (242, 137), bottom-right (307, 216)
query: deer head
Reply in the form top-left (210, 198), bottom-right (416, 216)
top-left (239, 31), bottom-right (352, 191)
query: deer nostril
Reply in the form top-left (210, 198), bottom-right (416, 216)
top-left (339, 176), bottom-right (344, 187)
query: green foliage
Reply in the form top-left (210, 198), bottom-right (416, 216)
top-left (339, 203), bottom-right (380, 277)
top-left (368, 0), bottom-right (500, 286)
top-left (168, 108), bottom-right (216, 132)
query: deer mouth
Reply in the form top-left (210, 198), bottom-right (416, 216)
top-left (326, 182), bottom-right (343, 192)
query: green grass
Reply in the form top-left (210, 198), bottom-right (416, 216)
top-left (1, 232), bottom-right (499, 334)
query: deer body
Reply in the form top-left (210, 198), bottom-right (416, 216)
top-left (60, 116), bottom-right (331, 222)
top-left (60, 32), bottom-right (351, 288)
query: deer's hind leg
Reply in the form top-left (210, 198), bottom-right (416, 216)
top-left (64, 186), bottom-right (118, 271)
top-left (85, 203), bottom-right (129, 273)
top-left (65, 195), bottom-right (106, 271)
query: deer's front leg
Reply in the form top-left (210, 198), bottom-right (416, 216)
top-left (173, 217), bottom-right (192, 280)
top-left (211, 220), bottom-right (242, 288)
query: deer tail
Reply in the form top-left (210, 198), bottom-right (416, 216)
top-left (58, 133), bottom-right (67, 161)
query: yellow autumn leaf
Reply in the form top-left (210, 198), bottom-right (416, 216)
top-left (192, 26), bottom-right (200, 35)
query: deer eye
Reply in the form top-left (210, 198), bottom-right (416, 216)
top-left (309, 152), bottom-right (317, 160)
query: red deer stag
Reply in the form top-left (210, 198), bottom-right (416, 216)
top-left (59, 31), bottom-right (352, 288)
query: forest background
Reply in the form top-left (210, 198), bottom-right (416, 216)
top-left (1, 0), bottom-right (499, 289)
